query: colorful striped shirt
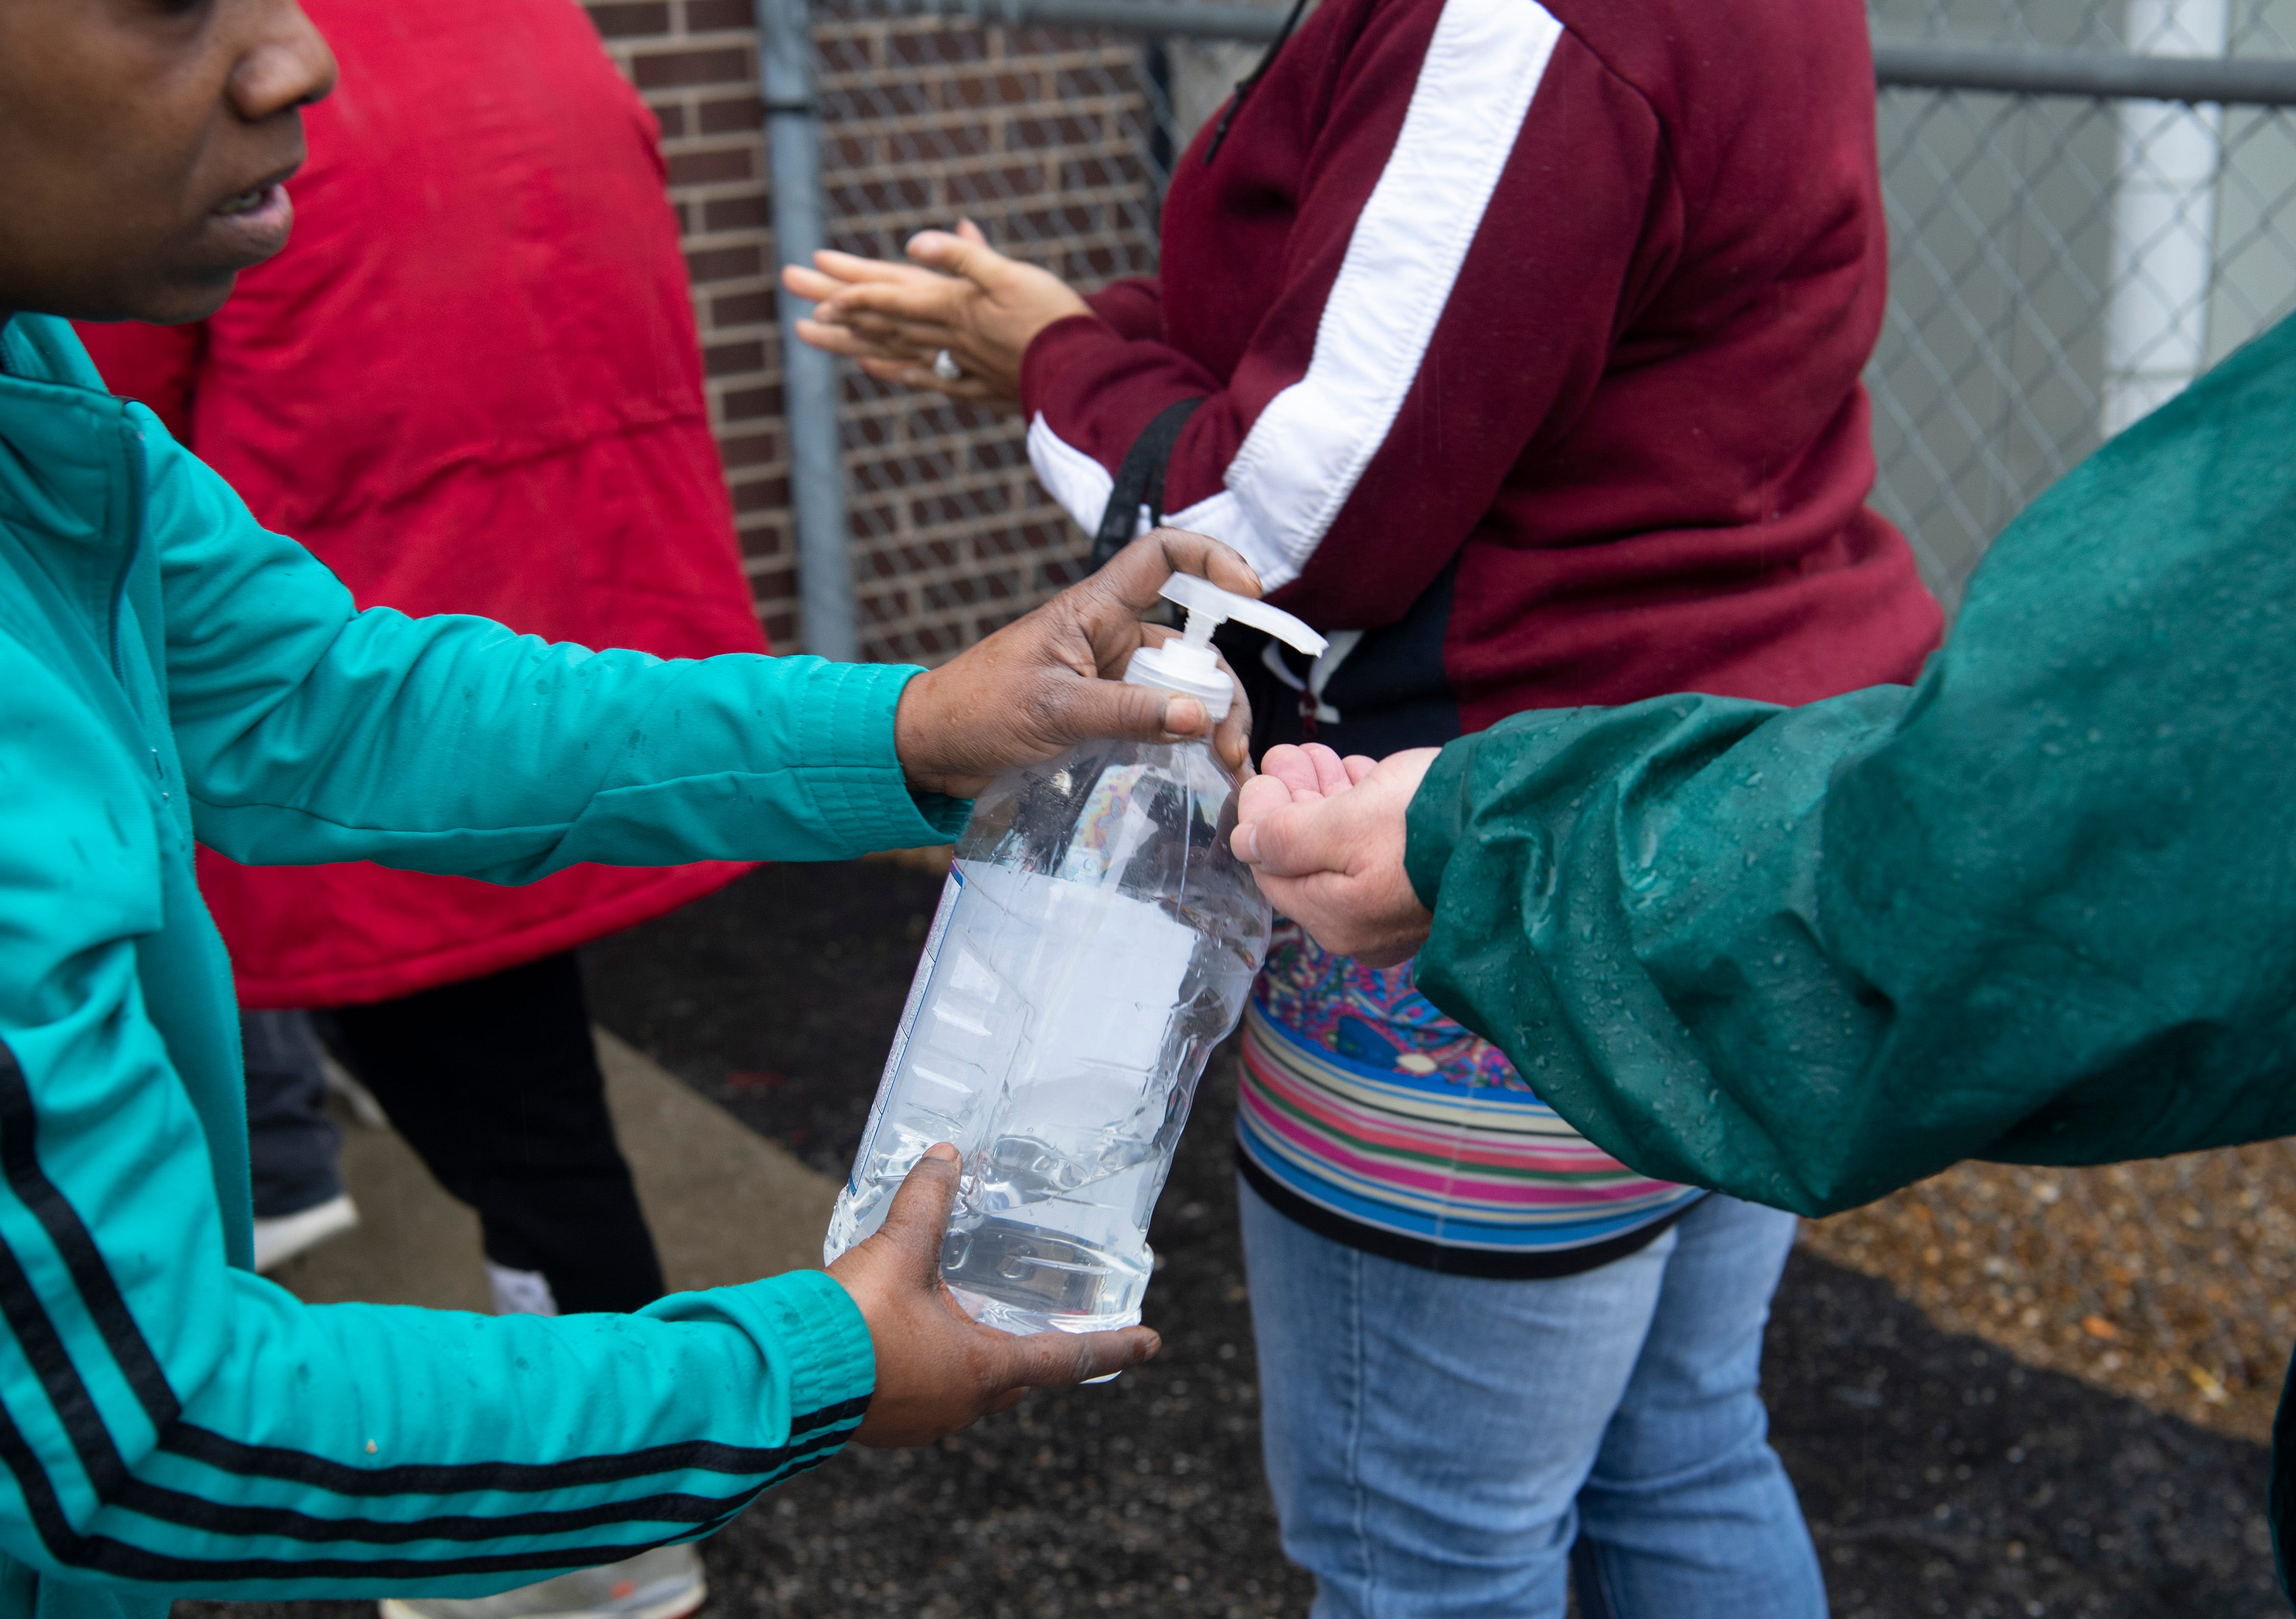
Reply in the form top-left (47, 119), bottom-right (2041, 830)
top-left (1236, 922), bottom-right (1702, 1275)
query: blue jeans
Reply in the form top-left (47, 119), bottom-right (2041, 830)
top-left (1239, 1181), bottom-right (1824, 1619)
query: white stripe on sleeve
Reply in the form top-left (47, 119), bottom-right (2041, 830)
top-left (1168, 0), bottom-right (1563, 590)
top-left (1027, 412), bottom-right (1117, 533)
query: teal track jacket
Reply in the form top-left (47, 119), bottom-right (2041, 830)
top-left (0, 314), bottom-right (965, 1619)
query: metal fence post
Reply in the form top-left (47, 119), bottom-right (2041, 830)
top-left (758, 0), bottom-right (859, 662)
top-left (2105, 0), bottom-right (2230, 436)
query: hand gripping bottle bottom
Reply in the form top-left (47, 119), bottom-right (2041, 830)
top-left (823, 577), bottom-right (1327, 1336)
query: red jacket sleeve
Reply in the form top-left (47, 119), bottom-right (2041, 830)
top-left (73, 321), bottom-right (206, 447)
top-left (1019, 6), bottom-right (1663, 627)
top-left (1083, 277), bottom-right (1163, 342)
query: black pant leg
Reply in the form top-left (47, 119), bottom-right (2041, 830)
top-left (329, 952), bottom-right (666, 1313)
top-left (241, 1010), bottom-right (345, 1219)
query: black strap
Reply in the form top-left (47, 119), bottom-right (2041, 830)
top-left (1203, 0), bottom-right (1314, 165)
top-left (1089, 396), bottom-right (1207, 570)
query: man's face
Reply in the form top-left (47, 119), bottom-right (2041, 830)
top-left (0, 0), bottom-right (336, 325)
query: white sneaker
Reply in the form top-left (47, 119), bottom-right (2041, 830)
top-left (251, 1192), bottom-right (359, 1273)
top-left (378, 1544), bottom-right (706, 1619)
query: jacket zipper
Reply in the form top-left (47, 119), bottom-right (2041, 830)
top-left (108, 407), bottom-right (147, 682)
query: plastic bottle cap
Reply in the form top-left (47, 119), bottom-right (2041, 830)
top-left (1123, 575), bottom-right (1328, 722)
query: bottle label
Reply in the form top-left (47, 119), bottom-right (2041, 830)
top-left (851, 862), bottom-right (964, 1186)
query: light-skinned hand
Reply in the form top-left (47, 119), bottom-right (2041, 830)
top-left (893, 529), bottom-right (1257, 798)
top-left (1231, 743), bottom-right (1441, 967)
top-left (783, 219), bottom-right (1090, 412)
top-left (829, 1144), bottom-right (1161, 1446)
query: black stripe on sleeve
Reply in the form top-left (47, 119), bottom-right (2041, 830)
top-left (130, 1423), bottom-right (852, 1541)
top-left (0, 1383), bottom-right (845, 1587)
top-left (0, 1036), bottom-right (867, 1558)
top-left (159, 1398), bottom-right (869, 1497)
top-left (0, 1216), bottom-right (135, 1499)
top-left (0, 1045), bottom-right (179, 1433)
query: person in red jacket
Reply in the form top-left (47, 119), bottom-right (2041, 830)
top-left (789, 0), bottom-right (1942, 1612)
top-left (79, 4), bottom-right (768, 1615)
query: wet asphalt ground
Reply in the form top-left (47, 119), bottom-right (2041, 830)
top-left (183, 859), bottom-right (2285, 1619)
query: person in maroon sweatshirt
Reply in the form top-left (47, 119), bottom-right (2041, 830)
top-left (790, 0), bottom-right (1939, 1611)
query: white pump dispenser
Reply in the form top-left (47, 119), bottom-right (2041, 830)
top-left (1125, 575), bottom-right (1328, 720)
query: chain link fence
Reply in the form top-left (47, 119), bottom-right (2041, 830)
top-left (799, 0), bottom-right (2296, 1439)
top-left (1867, 0), bottom-right (2296, 602)
top-left (811, 4), bottom-right (1169, 660)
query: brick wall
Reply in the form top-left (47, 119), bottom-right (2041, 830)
top-left (582, 0), bottom-right (1162, 661)
top-left (584, 1), bottom-right (797, 643)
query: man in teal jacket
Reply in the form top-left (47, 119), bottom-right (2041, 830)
top-left (0, 2), bottom-right (1272, 1614)
top-left (1230, 294), bottom-right (2296, 1592)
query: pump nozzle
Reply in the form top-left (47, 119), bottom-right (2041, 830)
top-left (1124, 574), bottom-right (1327, 720)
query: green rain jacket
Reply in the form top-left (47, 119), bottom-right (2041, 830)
top-left (0, 313), bottom-right (966, 1619)
top-left (1402, 309), bottom-right (2296, 1591)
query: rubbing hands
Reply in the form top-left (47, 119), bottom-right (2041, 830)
top-left (783, 219), bottom-right (1089, 410)
top-left (1232, 743), bottom-right (1440, 967)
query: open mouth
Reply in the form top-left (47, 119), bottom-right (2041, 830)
top-left (212, 184), bottom-right (274, 217)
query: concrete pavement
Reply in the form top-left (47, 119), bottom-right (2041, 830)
top-left (267, 1029), bottom-right (839, 1310)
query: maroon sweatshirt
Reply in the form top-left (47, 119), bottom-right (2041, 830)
top-left (1019, 0), bottom-right (1942, 752)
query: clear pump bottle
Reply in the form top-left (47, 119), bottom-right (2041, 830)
top-left (824, 577), bottom-right (1327, 1335)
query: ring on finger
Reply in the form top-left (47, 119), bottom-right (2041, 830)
top-left (932, 348), bottom-right (964, 382)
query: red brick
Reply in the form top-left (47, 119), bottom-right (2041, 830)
top-left (684, 243), bottom-right (763, 283)
top-left (1052, 65), bottom-right (1139, 97)
top-left (945, 162), bottom-right (1044, 207)
top-left (588, 2), bottom-right (671, 40)
top-left (821, 83), bottom-right (936, 121)
top-left (1021, 520), bottom-right (1079, 552)
top-left (632, 46), bottom-right (753, 90)
top-left (890, 28), bottom-right (988, 67)
top-left (946, 71), bottom-right (1040, 111)
top-left (705, 338), bottom-right (768, 378)
top-left (719, 384), bottom-right (781, 421)
top-left (648, 100), bottom-right (689, 139)
top-left (849, 502), bottom-right (901, 539)
top-left (1032, 557), bottom-right (1087, 594)
top-left (1059, 154), bottom-right (1148, 191)
top-left (717, 431), bottom-right (781, 468)
top-left (1006, 112), bottom-right (1103, 150)
top-left (968, 435), bottom-right (1030, 475)
top-left (730, 475), bottom-right (792, 514)
top-left (828, 176), bottom-right (936, 216)
top-left (700, 95), bottom-right (767, 135)
top-left (710, 290), bottom-right (776, 328)
top-left (818, 36), bottom-right (878, 73)
top-left (880, 123), bottom-right (990, 165)
top-left (1003, 203), bottom-right (1105, 239)
top-left (682, 0), bottom-right (755, 32)
top-left (910, 486), bottom-right (1012, 529)
top-left (667, 145), bottom-right (754, 185)
top-left (702, 193), bottom-right (769, 232)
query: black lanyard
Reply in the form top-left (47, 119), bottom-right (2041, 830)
top-left (1204, 0), bottom-right (1315, 164)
